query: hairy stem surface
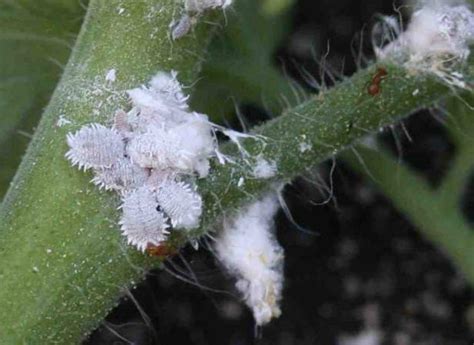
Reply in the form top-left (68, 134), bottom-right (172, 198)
top-left (194, 63), bottom-right (472, 238)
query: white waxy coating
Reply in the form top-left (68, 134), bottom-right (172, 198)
top-left (214, 194), bottom-right (284, 325)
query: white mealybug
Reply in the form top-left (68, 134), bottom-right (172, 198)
top-left (155, 179), bottom-right (203, 229)
top-left (66, 70), bottom-right (261, 257)
top-left (169, 116), bottom-right (216, 177)
top-left (91, 158), bottom-right (149, 193)
top-left (119, 186), bottom-right (170, 252)
top-left (126, 72), bottom-right (191, 130)
top-left (126, 87), bottom-right (180, 126)
top-left (170, 14), bottom-right (195, 40)
top-left (376, 4), bottom-right (474, 87)
top-left (126, 126), bottom-right (193, 171)
top-left (66, 123), bottom-right (124, 170)
top-left (149, 71), bottom-right (189, 109)
top-left (126, 115), bottom-right (215, 175)
top-left (214, 194), bottom-right (284, 325)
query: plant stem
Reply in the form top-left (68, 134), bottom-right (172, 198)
top-left (342, 146), bottom-right (474, 284)
top-left (0, 0), bottom-right (472, 342)
top-left (438, 95), bottom-right (474, 208)
top-left (437, 144), bottom-right (473, 209)
top-left (193, 4), bottom-right (474, 285)
top-left (0, 0), bottom-right (217, 343)
top-left (342, 94), bottom-right (474, 284)
top-left (193, 62), bottom-right (472, 239)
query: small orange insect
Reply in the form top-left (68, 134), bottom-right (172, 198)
top-left (367, 67), bottom-right (388, 96)
top-left (146, 243), bottom-right (178, 258)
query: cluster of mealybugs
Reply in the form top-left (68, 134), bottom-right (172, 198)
top-left (66, 71), bottom-right (214, 254)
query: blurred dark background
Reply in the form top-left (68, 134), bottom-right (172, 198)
top-left (85, 0), bottom-right (474, 344)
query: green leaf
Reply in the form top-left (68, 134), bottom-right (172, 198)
top-left (0, 0), bottom-right (86, 196)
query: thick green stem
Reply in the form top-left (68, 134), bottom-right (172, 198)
top-left (343, 146), bottom-right (474, 284)
top-left (0, 0), bottom-right (217, 343)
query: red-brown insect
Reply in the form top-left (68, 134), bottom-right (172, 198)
top-left (146, 243), bottom-right (178, 258)
top-left (367, 67), bottom-right (388, 96)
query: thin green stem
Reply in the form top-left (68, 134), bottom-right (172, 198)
top-left (193, 5), bottom-right (474, 287)
top-left (438, 145), bottom-right (474, 209)
top-left (192, 63), bottom-right (467, 239)
top-left (438, 95), bottom-right (474, 208)
top-left (342, 146), bottom-right (474, 284)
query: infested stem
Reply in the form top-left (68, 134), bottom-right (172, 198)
top-left (193, 62), bottom-right (472, 239)
top-left (0, 0), bottom-right (218, 342)
top-left (0, 0), bottom-right (473, 343)
top-left (191, 1), bottom-right (474, 287)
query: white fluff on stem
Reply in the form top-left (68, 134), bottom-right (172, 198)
top-left (377, 3), bottom-right (474, 87)
top-left (378, 4), bottom-right (474, 60)
top-left (214, 194), bottom-right (284, 325)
